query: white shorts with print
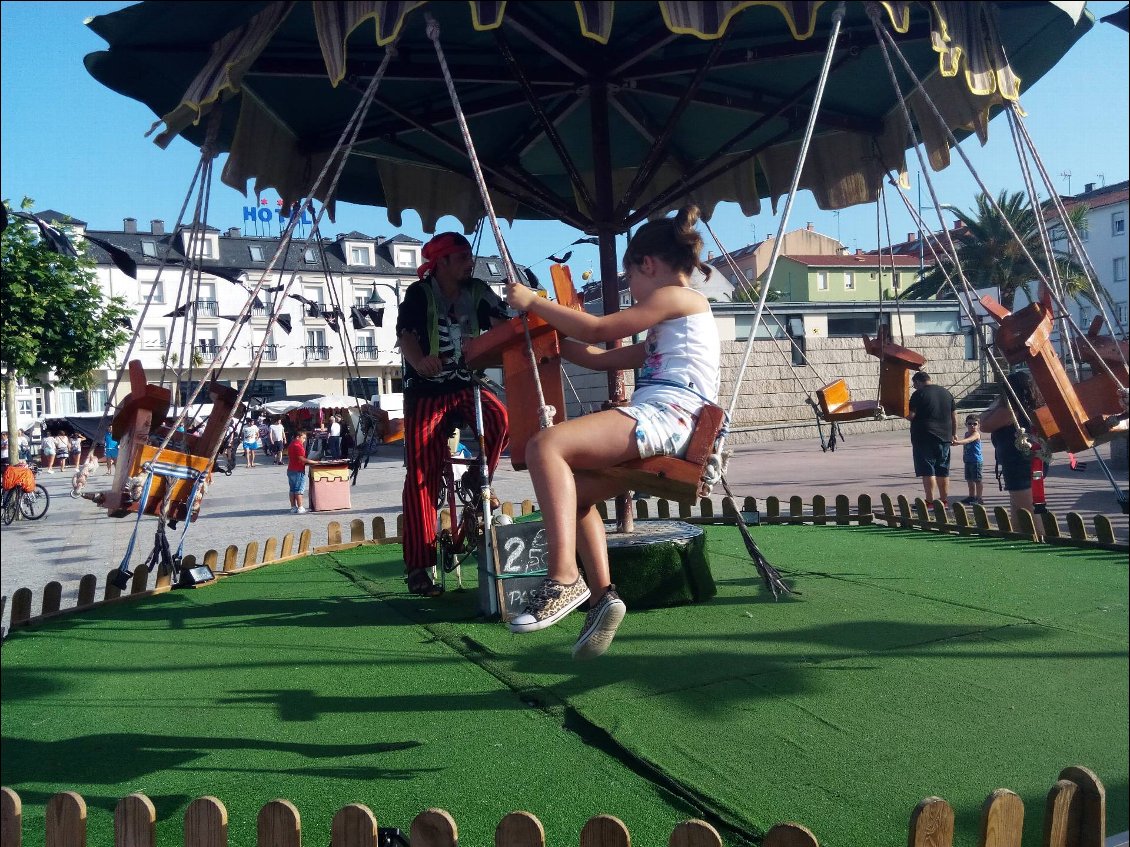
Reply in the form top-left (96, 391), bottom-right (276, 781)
top-left (616, 401), bottom-right (697, 460)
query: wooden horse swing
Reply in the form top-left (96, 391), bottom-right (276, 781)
top-left (92, 360), bottom-right (243, 524)
top-left (814, 325), bottom-right (927, 424)
top-left (979, 295), bottom-right (1128, 455)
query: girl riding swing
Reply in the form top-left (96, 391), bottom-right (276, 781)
top-left (504, 205), bottom-right (721, 659)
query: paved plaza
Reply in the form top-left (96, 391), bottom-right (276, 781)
top-left (2, 429), bottom-right (1126, 634)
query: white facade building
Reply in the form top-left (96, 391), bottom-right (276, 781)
top-left (1050, 180), bottom-right (1129, 334)
top-left (34, 212), bottom-right (512, 416)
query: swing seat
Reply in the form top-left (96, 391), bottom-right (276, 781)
top-left (982, 296), bottom-right (1128, 453)
top-left (578, 403), bottom-right (726, 504)
top-left (816, 379), bottom-right (880, 421)
top-left (862, 328), bottom-right (927, 419)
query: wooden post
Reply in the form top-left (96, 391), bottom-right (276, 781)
top-left (262, 537), bottom-right (278, 563)
top-left (222, 545), bottom-right (239, 573)
top-left (835, 494), bottom-right (851, 526)
top-left (350, 519), bottom-right (366, 543)
top-left (495, 811), bottom-right (544, 847)
top-left (327, 521), bottom-right (342, 546)
top-left (908, 797), bottom-right (954, 847)
top-left (411, 808), bottom-right (458, 847)
top-left (104, 570), bottom-right (123, 601)
top-left (242, 542), bottom-right (259, 570)
top-left (858, 494), bottom-right (874, 525)
top-left (184, 796), bottom-right (227, 847)
top-left (298, 529), bottom-right (312, 554)
top-left (42, 581), bottom-right (62, 616)
top-left (257, 799), bottom-right (301, 847)
top-left (45, 791), bottom-right (86, 847)
top-left (580, 815), bottom-right (631, 847)
top-left (331, 804), bottom-right (378, 846)
top-left (669, 819), bottom-right (724, 847)
top-left (372, 517), bottom-right (386, 542)
top-left (78, 574), bottom-right (98, 608)
top-left (764, 822), bottom-right (821, 847)
top-left (1, 788), bottom-right (21, 847)
top-left (978, 789), bottom-right (1024, 847)
top-left (280, 533), bottom-right (294, 558)
top-left (115, 793), bottom-right (157, 847)
top-left (812, 495), bottom-right (827, 526)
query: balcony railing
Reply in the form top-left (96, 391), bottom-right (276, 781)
top-left (250, 302), bottom-right (276, 317)
top-left (197, 341), bottom-right (219, 358)
top-left (254, 344), bottom-right (279, 362)
top-left (194, 299), bottom-right (218, 316)
top-left (303, 345), bottom-right (330, 361)
top-left (354, 345), bottom-right (379, 360)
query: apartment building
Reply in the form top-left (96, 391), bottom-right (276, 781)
top-left (27, 212), bottom-right (514, 417)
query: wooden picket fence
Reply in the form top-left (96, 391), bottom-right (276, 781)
top-left (0, 765), bottom-right (1111, 846)
top-left (4, 493), bottom-right (1125, 635)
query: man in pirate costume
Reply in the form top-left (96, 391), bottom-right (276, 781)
top-left (396, 232), bottom-right (511, 596)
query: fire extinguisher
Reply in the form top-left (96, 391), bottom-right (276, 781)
top-left (1030, 456), bottom-right (1047, 514)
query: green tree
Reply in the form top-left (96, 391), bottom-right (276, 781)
top-left (898, 190), bottom-right (1095, 312)
top-left (1, 197), bottom-right (132, 455)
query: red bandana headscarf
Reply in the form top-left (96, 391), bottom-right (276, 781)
top-left (417, 232), bottom-right (472, 279)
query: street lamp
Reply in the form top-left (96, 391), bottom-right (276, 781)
top-left (367, 281), bottom-right (402, 306)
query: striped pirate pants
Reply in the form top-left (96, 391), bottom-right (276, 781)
top-left (402, 386), bottom-right (509, 573)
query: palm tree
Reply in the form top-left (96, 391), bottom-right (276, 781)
top-left (899, 190), bottom-right (1095, 312)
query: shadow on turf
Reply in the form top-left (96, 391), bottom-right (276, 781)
top-left (1, 733), bottom-right (429, 812)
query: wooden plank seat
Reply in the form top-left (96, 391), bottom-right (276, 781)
top-left (577, 402), bottom-right (726, 504)
top-left (863, 326), bottom-right (927, 418)
top-left (816, 378), bottom-right (880, 421)
top-left (981, 296), bottom-right (1128, 453)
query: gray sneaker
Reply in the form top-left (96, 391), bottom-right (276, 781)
top-left (572, 586), bottom-right (627, 660)
top-left (509, 576), bottom-right (591, 634)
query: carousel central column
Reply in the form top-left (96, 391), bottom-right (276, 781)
top-left (590, 76), bottom-right (634, 533)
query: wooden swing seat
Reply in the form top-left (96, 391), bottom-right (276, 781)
top-left (578, 402), bottom-right (726, 504)
top-left (863, 327), bottom-right (927, 418)
top-left (816, 379), bottom-right (880, 421)
top-left (100, 361), bottom-right (242, 521)
top-left (982, 296), bottom-right (1128, 453)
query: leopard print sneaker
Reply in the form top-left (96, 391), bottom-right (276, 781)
top-left (508, 576), bottom-right (591, 633)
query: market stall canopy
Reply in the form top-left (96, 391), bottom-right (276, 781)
top-left (298, 395), bottom-right (369, 411)
top-left (84, 1), bottom-right (1092, 234)
top-left (260, 399), bottom-right (303, 415)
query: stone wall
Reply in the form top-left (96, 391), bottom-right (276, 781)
top-left (563, 333), bottom-right (982, 447)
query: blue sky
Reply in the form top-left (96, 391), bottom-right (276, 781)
top-left (2, 1), bottom-right (1127, 275)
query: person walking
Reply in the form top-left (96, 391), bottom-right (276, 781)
top-left (396, 231), bottom-right (511, 597)
top-left (327, 414), bottom-right (342, 460)
top-left (40, 430), bottom-right (57, 472)
top-left (54, 432), bottom-right (70, 472)
top-left (907, 371), bottom-right (957, 507)
top-left (268, 417), bottom-right (286, 465)
top-left (286, 430), bottom-right (314, 514)
top-left (241, 418), bottom-right (261, 468)
top-left (69, 433), bottom-right (85, 469)
top-left (104, 430), bottom-right (119, 476)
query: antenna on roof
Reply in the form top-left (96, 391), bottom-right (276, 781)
top-left (1059, 170), bottom-right (1072, 195)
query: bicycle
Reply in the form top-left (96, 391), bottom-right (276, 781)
top-left (434, 449), bottom-right (486, 589)
top-left (2, 467), bottom-right (50, 526)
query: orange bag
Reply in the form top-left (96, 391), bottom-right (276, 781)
top-left (2, 465), bottom-right (35, 493)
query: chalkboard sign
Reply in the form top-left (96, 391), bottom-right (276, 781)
top-left (478, 519), bottom-right (549, 621)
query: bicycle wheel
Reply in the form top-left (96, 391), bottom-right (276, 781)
top-left (20, 484), bottom-right (50, 520)
top-left (1, 490), bottom-right (18, 526)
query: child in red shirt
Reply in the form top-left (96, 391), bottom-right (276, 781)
top-left (286, 431), bottom-right (313, 514)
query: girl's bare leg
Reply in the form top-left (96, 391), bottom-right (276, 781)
top-left (524, 410), bottom-right (638, 585)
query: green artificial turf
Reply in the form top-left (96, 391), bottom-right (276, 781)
top-left (2, 524), bottom-right (1127, 847)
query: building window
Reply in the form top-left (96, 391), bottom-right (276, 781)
top-left (197, 330), bottom-right (219, 357)
top-left (305, 329), bottom-right (329, 360)
top-left (195, 282), bottom-right (217, 315)
top-left (355, 333), bottom-right (378, 359)
top-left (1116, 302), bottom-right (1128, 323)
top-left (827, 314), bottom-right (877, 337)
top-left (141, 327), bottom-right (167, 350)
top-left (348, 377), bottom-right (378, 398)
top-left (302, 285), bottom-right (325, 306)
top-left (190, 237), bottom-right (214, 259)
top-left (394, 247), bottom-right (417, 268)
top-left (248, 245), bottom-right (265, 261)
top-left (18, 399), bottom-right (33, 417)
top-left (843, 272), bottom-right (855, 291)
top-left (243, 379), bottom-right (287, 402)
top-left (485, 261), bottom-right (501, 276)
top-left (817, 271), bottom-right (828, 291)
top-left (1114, 256), bottom-right (1127, 282)
top-left (1112, 212), bottom-right (1126, 237)
top-left (349, 246), bottom-right (370, 265)
top-left (304, 248), bottom-right (318, 264)
top-left (140, 280), bottom-right (164, 304)
top-left (141, 240), bottom-right (158, 258)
